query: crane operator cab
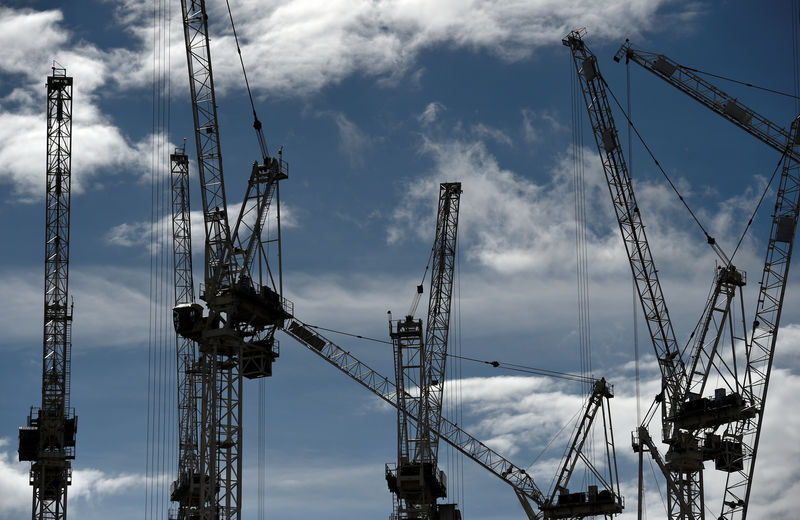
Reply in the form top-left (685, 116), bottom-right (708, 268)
top-left (173, 302), bottom-right (204, 341)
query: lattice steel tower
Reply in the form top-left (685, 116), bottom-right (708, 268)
top-left (18, 66), bottom-right (78, 520)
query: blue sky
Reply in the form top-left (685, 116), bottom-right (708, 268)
top-left (1, 1), bottom-right (799, 519)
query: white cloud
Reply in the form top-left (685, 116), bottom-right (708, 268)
top-left (319, 111), bottom-right (375, 168)
top-left (0, 0), bottom-right (693, 198)
top-left (0, 267), bottom-right (153, 349)
top-left (0, 438), bottom-right (146, 520)
top-left (418, 101), bottom-right (446, 126)
top-left (522, 108), bottom-right (566, 145)
top-left (212, 0), bottom-right (679, 96)
top-left (0, 439), bottom-right (29, 517)
top-left (471, 123), bottom-right (513, 146)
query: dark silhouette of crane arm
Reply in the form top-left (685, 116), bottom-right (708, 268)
top-left (616, 42), bottom-right (800, 164)
top-left (282, 318), bottom-right (546, 516)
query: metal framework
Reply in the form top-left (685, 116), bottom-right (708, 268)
top-left (388, 182), bottom-right (462, 520)
top-left (176, 2), bottom-right (290, 519)
top-left (618, 42), bottom-right (800, 520)
top-left (18, 67), bottom-right (77, 520)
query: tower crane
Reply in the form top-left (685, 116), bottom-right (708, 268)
top-left (18, 66), bottom-right (78, 520)
top-left (563, 30), bottom-right (700, 519)
top-left (173, 1), bottom-right (290, 519)
top-left (566, 29), bottom-right (800, 520)
top-left (386, 182), bottom-right (462, 520)
top-left (616, 42), bottom-right (800, 520)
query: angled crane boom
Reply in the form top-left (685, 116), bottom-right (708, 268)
top-left (563, 30), bottom-right (699, 519)
top-left (423, 182), bottom-right (461, 464)
top-left (282, 319), bottom-right (546, 518)
top-left (615, 43), bottom-right (800, 163)
top-left (18, 66), bottom-right (78, 520)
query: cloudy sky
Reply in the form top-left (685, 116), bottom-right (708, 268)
top-left (1, 0), bottom-right (799, 519)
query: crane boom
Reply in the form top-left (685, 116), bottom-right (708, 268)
top-left (616, 43), bottom-right (800, 163)
top-left (18, 66), bottom-right (78, 520)
top-left (563, 30), bottom-right (698, 519)
top-left (180, 0), bottom-right (235, 294)
top-left (282, 319), bottom-right (546, 516)
top-left (422, 182), bottom-right (461, 464)
top-left (563, 30), bottom-right (686, 436)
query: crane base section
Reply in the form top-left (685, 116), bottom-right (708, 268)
top-left (542, 486), bottom-right (623, 519)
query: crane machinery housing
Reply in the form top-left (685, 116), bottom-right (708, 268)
top-left (18, 66), bottom-right (78, 520)
top-left (565, 28), bottom-right (799, 520)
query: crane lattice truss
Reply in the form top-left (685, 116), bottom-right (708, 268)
top-left (176, 2), bottom-right (290, 520)
top-left (18, 67), bottom-right (78, 520)
top-left (387, 182), bottom-right (462, 520)
top-left (565, 29), bottom-right (800, 520)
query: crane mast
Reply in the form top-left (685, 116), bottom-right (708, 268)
top-left (18, 66), bottom-right (78, 520)
top-left (563, 30), bottom-right (700, 519)
top-left (176, 2), bottom-right (290, 520)
top-left (168, 149), bottom-right (207, 519)
top-left (387, 182), bottom-right (462, 520)
top-left (618, 43), bottom-right (800, 520)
